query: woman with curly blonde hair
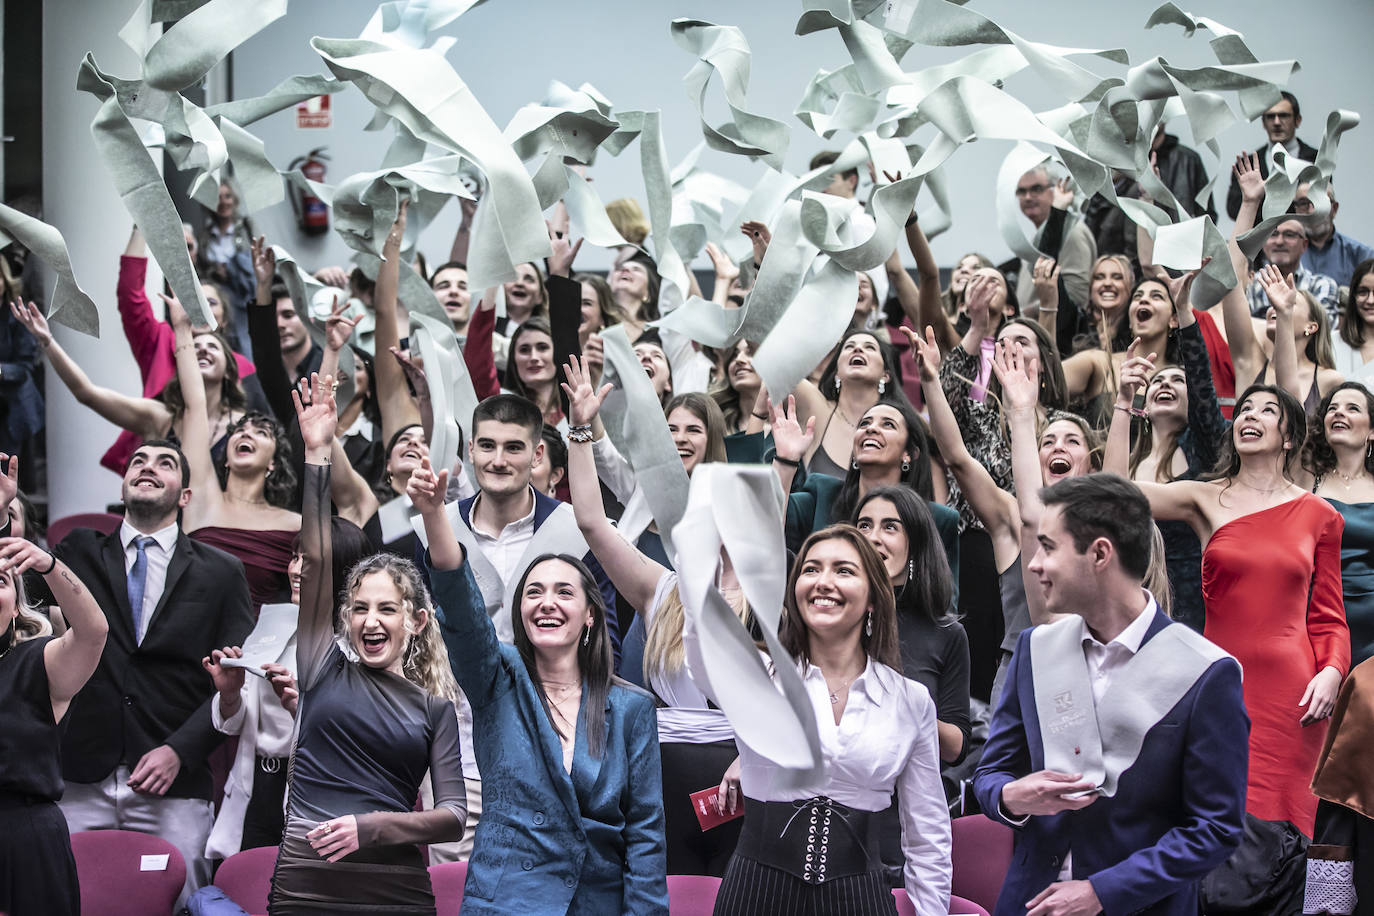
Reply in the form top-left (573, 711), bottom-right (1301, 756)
top-left (266, 377), bottom-right (465, 915)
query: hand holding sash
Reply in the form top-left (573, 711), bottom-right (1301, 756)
top-left (1001, 769), bottom-right (1101, 818)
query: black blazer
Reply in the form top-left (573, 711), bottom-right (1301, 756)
top-left (53, 526), bottom-right (254, 799)
top-left (1225, 137), bottom-right (1319, 220)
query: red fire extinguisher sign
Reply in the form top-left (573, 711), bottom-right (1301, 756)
top-left (296, 96), bottom-right (331, 129)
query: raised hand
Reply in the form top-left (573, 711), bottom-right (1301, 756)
top-left (741, 220), bottom-right (771, 265)
top-left (1115, 338), bottom-right (1157, 405)
top-left (313, 265), bottom-right (350, 289)
top-left (1234, 152), bottom-right (1265, 204)
top-left (251, 235), bottom-right (277, 293)
top-left (159, 292), bottom-right (192, 331)
top-left (901, 324), bottom-right (942, 383)
top-left (0, 452), bottom-right (17, 514)
top-left (705, 242), bottom-right (740, 283)
top-left (560, 354), bottom-right (612, 427)
top-left (1051, 177), bottom-right (1075, 211)
top-left (1164, 258), bottom-right (1210, 318)
top-left (389, 346), bottom-right (430, 401)
top-left (0, 536), bottom-right (56, 577)
top-left (991, 339), bottom-right (1041, 412)
top-left (582, 333), bottom-right (605, 385)
top-left (10, 298), bottom-right (52, 347)
top-left (405, 456), bottom-right (449, 517)
top-left (265, 663), bottom-right (298, 716)
top-left (1257, 263), bottom-right (1298, 317)
top-left (324, 295), bottom-right (362, 353)
top-left (293, 373), bottom-right (339, 455)
top-left (770, 395), bottom-right (815, 463)
top-left (964, 273), bottom-right (996, 330)
top-left (1031, 257), bottom-right (1060, 306)
top-left (547, 222), bottom-right (584, 278)
top-left (384, 198), bottom-right (409, 254)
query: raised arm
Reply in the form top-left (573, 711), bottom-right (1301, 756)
top-left (562, 355), bottom-right (667, 615)
top-left (165, 293), bottom-right (221, 528)
top-left (374, 201), bottom-right (422, 447)
top-left (408, 458), bottom-right (507, 708)
top-left (1259, 265), bottom-right (1302, 404)
top-left (0, 532), bottom-right (108, 720)
top-left (292, 373), bottom-right (342, 690)
top-left (1104, 340), bottom-right (1154, 477)
top-left (1222, 155), bottom-right (1266, 383)
top-left (461, 287), bottom-right (500, 400)
top-left (908, 326), bottom-right (1018, 542)
top-left (116, 225), bottom-right (163, 381)
top-left (899, 218), bottom-right (958, 352)
top-left (247, 236), bottom-right (297, 426)
top-left (11, 299), bottom-right (167, 438)
top-left (705, 242), bottom-right (741, 307)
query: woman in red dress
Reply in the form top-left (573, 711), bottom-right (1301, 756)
top-left (1129, 383), bottom-right (1349, 836)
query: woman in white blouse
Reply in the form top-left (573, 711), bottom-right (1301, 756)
top-left (703, 525), bottom-right (951, 916)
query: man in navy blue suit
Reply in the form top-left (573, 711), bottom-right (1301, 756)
top-left (974, 474), bottom-right (1248, 916)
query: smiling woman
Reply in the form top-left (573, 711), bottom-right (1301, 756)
top-left (699, 526), bottom-right (952, 916)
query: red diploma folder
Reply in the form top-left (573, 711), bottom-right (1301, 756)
top-left (690, 786), bottom-right (744, 831)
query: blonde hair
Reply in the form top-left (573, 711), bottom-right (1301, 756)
top-left (605, 198), bottom-right (650, 246)
top-left (341, 555), bottom-right (459, 704)
top-left (1299, 291), bottom-right (1337, 370)
top-left (1144, 521), bottom-right (1172, 618)
top-left (643, 584), bottom-right (750, 680)
top-left (7, 572), bottom-right (53, 642)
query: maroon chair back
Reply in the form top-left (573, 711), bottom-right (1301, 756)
top-left (951, 814), bottom-right (1014, 912)
top-left (70, 829), bottom-right (186, 916)
top-left (429, 860), bottom-right (468, 913)
top-left (892, 889), bottom-right (991, 915)
top-left (213, 844), bottom-right (278, 913)
top-left (667, 874), bottom-right (721, 915)
top-left (47, 512), bottom-right (124, 547)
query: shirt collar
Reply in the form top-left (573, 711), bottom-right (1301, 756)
top-left (803, 656), bottom-right (893, 707)
top-left (120, 519), bottom-right (179, 554)
top-left (1081, 591), bottom-right (1157, 655)
top-left (469, 486), bottom-right (538, 536)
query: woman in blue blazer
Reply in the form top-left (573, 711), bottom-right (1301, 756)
top-left (408, 458), bottom-right (669, 915)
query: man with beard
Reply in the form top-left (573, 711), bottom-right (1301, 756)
top-left (28, 442), bottom-right (253, 906)
top-left (1245, 217), bottom-right (1341, 321)
top-left (1295, 179), bottom-right (1374, 287)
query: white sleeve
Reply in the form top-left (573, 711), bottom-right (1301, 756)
top-left (898, 686), bottom-right (953, 916)
top-left (591, 435), bottom-right (637, 504)
top-left (212, 690), bottom-right (248, 736)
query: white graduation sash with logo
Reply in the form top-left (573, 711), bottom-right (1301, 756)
top-left (1029, 614), bottom-right (1235, 797)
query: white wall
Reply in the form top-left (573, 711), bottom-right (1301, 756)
top-left (233, 0), bottom-right (1374, 277)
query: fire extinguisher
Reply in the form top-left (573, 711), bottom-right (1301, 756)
top-left (288, 148), bottom-right (330, 236)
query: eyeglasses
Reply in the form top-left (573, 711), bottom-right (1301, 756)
top-left (1015, 184), bottom-right (1050, 198)
top-left (1273, 230), bottom-right (1307, 241)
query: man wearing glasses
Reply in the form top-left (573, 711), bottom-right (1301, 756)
top-left (1225, 92), bottom-right (1317, 220)
top-left (1013, 166), bottom-right (1097, 316)
top-left (1246, 218), bottom-right (1340, 320)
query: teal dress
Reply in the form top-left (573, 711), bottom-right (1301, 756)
top-left (1325, 498), bottom-right (1374, 666)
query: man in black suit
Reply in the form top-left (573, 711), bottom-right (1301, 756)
top-left (1225, 91), bottom-right (1318, 220)
top-left (49, 441), bottom-right (253, 903)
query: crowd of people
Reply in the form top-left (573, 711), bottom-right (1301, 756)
top-left (2, 84), bottom-right (1374, 916)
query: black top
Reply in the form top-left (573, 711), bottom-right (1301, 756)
top-left (894, 608), bottom-right (971, 763)
top-left (0, 637), bottom-right (63, 800)
top-left (284, 464), bottom-right (465, 844)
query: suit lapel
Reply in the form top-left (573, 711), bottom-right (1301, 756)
top-left (144, 533), bottom-right (191, 642)
top-left (102, 532), bottom-right (137, 648)
top-left (569, 693), bottom-right (612, 805)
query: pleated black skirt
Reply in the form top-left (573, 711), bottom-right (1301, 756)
top-left (713, 853), bottom-right (897, 916)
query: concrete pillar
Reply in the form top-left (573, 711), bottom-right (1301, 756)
top-left (41, 0), bottom-right (155, 517)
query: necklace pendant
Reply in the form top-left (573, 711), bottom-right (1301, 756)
top-left (829, 692), bottom-right (839, 704)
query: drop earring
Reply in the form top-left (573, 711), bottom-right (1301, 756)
top-left (877, 379), bottom-right (886, 395)
top-left (865, 611), bottom-right (873, 638)
top-left (907, 557), bottom-right (914, 584)
top-left (582, 624), bottom-right (591, 647)
top-left (901, 457), bottom-right (911, 472)
top-left (834, 377), bottom-right (842, 393)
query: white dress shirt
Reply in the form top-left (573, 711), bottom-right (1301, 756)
top-left (119, 520), bottom-right (179, 643)
top-left (468, 487), bottom-right (537, 587)
top-left (739, 657), bottom-right (952, 916)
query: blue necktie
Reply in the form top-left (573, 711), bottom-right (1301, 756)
top-left (127, 536), bottom-right (156, 642)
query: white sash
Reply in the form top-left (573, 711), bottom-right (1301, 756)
top-left (1029, 613), bottom-right (1233, 797)
top-left (413, 498), bottom-right (591, 644)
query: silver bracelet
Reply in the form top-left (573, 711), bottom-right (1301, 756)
top-left (567, 424), bottom-right (594, 444)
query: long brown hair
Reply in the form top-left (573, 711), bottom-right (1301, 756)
top-left (779, 525), bottom-right (900, 672)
